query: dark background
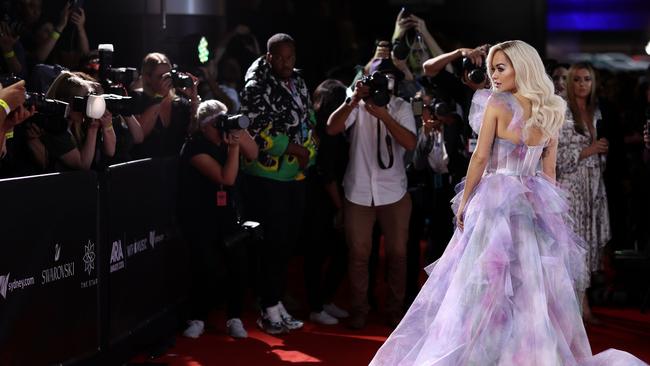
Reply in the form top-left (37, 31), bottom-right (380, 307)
top-left (51, 0), bottom-right (549, 89)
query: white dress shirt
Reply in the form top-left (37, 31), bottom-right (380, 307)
top-left (343, 96), bottom-right (416, 207)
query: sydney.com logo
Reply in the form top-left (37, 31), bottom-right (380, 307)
top-left (0, 273), bottom-right (36, 300)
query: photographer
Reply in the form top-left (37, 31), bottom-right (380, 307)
top-left (391, 7), bottom-right (446, 78)
top-left (132, 52), bottom-right (198, 158)
top-left (422, 44), bottom-right (490, 120)
top-left (327, 58), bottom-right (416, 329)
top-left (177, 99), bottom-right (258, 339)
top-left (0, 80), bottom-right (35, 176)
top-left (362, 40), bottom-right (417, 101)
top-left (412, 88), bottom-right (468, 262)
top-left (24, 71), bottom-right (115, 171)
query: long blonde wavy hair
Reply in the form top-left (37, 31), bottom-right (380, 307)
top-left (486, 40), bottom-right (566, 138)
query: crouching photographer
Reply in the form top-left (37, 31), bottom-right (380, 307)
top-left (327, 58), bottom-right (416, 329)
top-left (177, 99), bottom-right (258, 339)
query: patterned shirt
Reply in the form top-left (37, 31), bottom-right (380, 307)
top-left (239, 56), bottom-right (317, 181)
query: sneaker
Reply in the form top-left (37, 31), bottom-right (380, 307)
top-left (323, 303), bottom-right (350, 318)
top-left (226, 318), bottom-right (248, 338)
top-left (256, 315), bottom-right (287, 335)
top-left (278, 301), bottom-right (304, 330)
top-left (309, 310), bottom-right (339, 325)
top-left (257, 305), bottom-right (287, 335)
top-left (182, 320), bottom-right (204, 338)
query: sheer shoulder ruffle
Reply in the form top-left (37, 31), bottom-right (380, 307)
top-left (468, 89), bottom-right (523, 135)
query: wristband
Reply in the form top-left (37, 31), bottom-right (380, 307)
top-left (0, 99), bottom-right (10, 115)
top-left (102, 123), bottom-right (114, 131)
top-left (5, 130), bottom-right (13, 139)
top-left (3, 50), bottom-right (15, 59)
top-left (51, 31), bottom-right (61, 40)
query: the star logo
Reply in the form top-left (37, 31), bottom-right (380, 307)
top-left (83, 240), bottom-right (96, 275)
top-left (0, 273), bottom-right (9, 299)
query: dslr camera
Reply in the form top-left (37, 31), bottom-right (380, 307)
top-left (212, 113), bottom-right (250, 132)
top-left (462, 57), bottom-right (487, 84)
top-left (168, 69), bottom-right (193, 89)
top-left (97, 44), bottom-right (140, 95)
top-left (359, 71), bottom-right (391, 107)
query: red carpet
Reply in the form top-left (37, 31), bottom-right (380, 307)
top-left (131, 306), bottom-right (650, 365)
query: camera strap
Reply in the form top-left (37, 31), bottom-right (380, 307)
top-left (376, 118), bottom-right (394, 170)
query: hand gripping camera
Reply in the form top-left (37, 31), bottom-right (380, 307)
top-left (462, 57), bottom-right (487, 84)
top-left (212, 113), bottom-right (250, 132)
top-left (359, 72), bottom-right (391, 107)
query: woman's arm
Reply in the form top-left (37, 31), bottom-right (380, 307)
top-left (123, 115), bottom-right (144, 143)
top-left (456, 103), bottom-right (499, 230)
top-left (237, 130), bottom-right (258, 160)
top-left (78, 124), bottom-right (99, 169)
top-left (190, 143), bottom-right (240, 186)
top-left (136, 101), bottom-right (163, 138)
top-left (99, 113), bottom-right (116, 157)
top-left (34, 4), bottom-right (71, 62)
top-left (70, 8), bottom-right (90, 55)
top-left (542, 136), bottom-right (558, 182)
top-left (0, 22), bottom-right (22, 75)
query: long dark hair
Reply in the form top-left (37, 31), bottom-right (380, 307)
top-left (313, 79), bottom-right (347, 131)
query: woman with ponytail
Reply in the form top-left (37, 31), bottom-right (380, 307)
top-left (370, 41), bottom-right (646, 366)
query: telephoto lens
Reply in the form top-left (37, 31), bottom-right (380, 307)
top-left (214, 113), bottom-right (250, 132)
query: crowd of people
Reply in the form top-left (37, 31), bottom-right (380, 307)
top-left (1, 0), bottom-right (649, 343)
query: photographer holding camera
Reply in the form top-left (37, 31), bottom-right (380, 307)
top-left (423, 44), bottom-right (490, 119)
top-left (0, 79), bottom-right (34, 175)
top-left (391, 7), bottom-right (446, 78)
top-left (177, 99), bottom-right (258, 339)
top-left (24, 71), bottom-right (115, 171)
top-left (412, 87), bottom-right (468, 262)
top-left (327, 57), bottom-right (416, 329)
top-left (132, 52), bottom-right (198, 158)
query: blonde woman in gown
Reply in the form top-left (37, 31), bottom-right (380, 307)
top-left (369, 40), bottom-right (647, 366)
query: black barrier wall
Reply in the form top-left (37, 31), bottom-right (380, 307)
top-left (0, 158), bottom-right (190, 365)
top-left (103, 158), bottom-right (189, 347)
top-left (0, 172), bottom-right (100, 365)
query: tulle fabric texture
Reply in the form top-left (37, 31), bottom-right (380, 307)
top-left (369, 90), bottom-right (648, 366)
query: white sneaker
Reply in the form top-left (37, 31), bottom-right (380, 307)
top-left (183, 319), bottom-right (205, 338)
top-left (323, 303), bottom-right (350, 318)
top-left (309, 310), bottom-right (339, 325)
top-left (226, 318), bottom-right (248, 339)
top-left (278, 301), bottom-right (304, 330)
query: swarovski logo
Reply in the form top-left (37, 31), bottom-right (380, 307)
top-left (110, 240), bottom-right (125, 273)
top-left (55, 243), bottom-right (61, 262)
top-left (41, 262), bottom-right (74, 285)
top-left (0, 273), bottom-right (8, 299)
top-left (83, 240), bottom-right (96, 275)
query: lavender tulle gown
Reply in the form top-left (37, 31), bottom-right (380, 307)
top-left (369, 90), bottom-right (648, 366)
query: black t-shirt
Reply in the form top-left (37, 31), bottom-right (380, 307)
top-left (177, 133), bottom-right (239, 235)
top-left (109, 116), bottom-right (135, 165)
top-left (132, 93), bottom-right (191, 159)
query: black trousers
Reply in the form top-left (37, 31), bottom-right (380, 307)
top-left (303, 180), bottom-right (347, 312)
top-left (179, 215), bottom-right (248, 321)
top-left (242, 174), bottom-right (306, 309)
